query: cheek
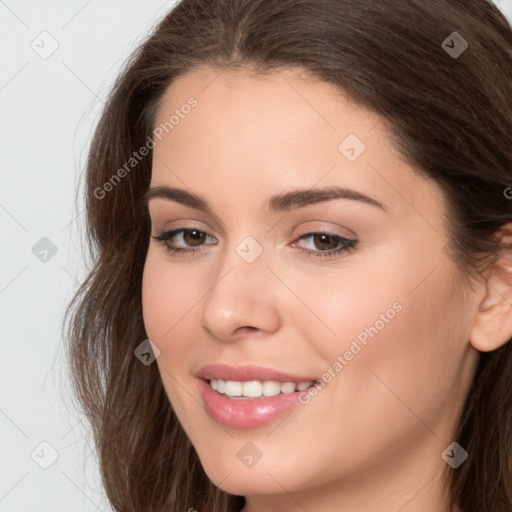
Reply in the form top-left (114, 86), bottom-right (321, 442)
top-left (298, 262), bottom-right (406, 364)
top-left (275, 262), bottom-right (465, 478)
top-left (307, 250), bottom-right (464, 410)
top-left (141, 254), bottom-right (201, 410)
top-left (141, 262), bottom-right (170, 343)
top-left (141, 253), bottom-right (199, 343)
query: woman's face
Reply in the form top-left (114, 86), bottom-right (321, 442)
top-left (142, 66), bottom-right (480, 506)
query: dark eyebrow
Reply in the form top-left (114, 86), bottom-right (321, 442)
top-left (142, 186), bottom-right (211, 212)
top-left (266, 185), bottom-right (386, 213)
top-left (142, 185), bottom-right (387, 213)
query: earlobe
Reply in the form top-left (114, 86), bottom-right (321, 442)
top-left (471, 297), bottom-right (512, 352)
top-left (470, 227), bottom-right (512, 353)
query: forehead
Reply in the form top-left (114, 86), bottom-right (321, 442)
top-left (150, 65), bottom-right (439, 219)
top-left (153, 65), bottom-right (378, 144)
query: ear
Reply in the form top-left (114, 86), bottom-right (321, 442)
top-left (470, 225), bottom-right (512, 352)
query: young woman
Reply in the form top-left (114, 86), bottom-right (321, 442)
top-left (64, 1), bottom-right (512, 510)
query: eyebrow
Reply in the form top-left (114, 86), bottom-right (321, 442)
top-left (141, 185), bottom-right (387, 213)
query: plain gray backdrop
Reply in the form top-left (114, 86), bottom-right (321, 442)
top-left (1, 0), bottom-right (512, 510)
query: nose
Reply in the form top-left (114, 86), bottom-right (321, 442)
top-left (200, 247), bottom-right (281, 341)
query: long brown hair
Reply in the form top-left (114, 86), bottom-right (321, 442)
top-left (63, 1), bottom-right (512, 510)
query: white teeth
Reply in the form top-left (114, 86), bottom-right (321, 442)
top-left (242, 381), bottom-right (263, 397)
top-left (262, 381), bottom-right (281, 397)
top-left (280, 382), bottom-right (296, 394)
top-left (209, 379), bottom-right (315, 398)
top-left (296, 381), bottom-right (312, 391)
top-left (224, 381), bottom-right (242, 397)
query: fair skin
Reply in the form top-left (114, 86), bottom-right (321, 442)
top-left (141, 65), bottom-right (512, 511)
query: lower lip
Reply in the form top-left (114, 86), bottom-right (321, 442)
top-left (199, 379), bottom-right (305, 429)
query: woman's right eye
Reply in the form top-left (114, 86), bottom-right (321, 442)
top-left (151, 228), bottom-right (217, 255)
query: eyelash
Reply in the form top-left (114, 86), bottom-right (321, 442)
top-left (151, 228), bottom-right (358, 260)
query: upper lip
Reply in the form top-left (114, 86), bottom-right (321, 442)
top-left (196, 364), bottom-right (318, 383)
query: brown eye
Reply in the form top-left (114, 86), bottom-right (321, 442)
top-left (312, 233), bottom-right (339, 251)
top-left (183, 229), bottom-right (206, 246)
top-left (292, 231), bottom-right (358, 260)
top-left (152, 228), bottom-right (217, 255)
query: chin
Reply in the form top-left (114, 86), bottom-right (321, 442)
top-left (197, 451), bottom-right (289, 495)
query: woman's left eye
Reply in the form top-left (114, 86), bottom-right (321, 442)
top-left (291, 232), bottom-right (358, 259)
top-left (151, 228), bottom-right (357, 259)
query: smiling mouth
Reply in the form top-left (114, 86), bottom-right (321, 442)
top-left (208, 378), bottom-right (319, 399)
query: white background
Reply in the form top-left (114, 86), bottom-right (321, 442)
top-left (1, 0), bottom-right (511, 510)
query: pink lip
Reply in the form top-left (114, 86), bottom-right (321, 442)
top-left (198, 379), bottom-right (307, 429)
top-left (196, 363), bottom-right (318, 383)
top-left (196, 364), bottom-right (319, 429)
